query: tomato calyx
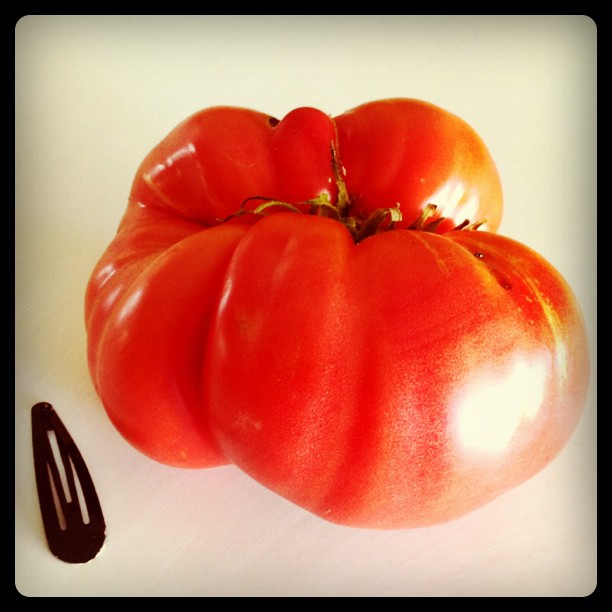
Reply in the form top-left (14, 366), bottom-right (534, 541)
top-left (225, 201), bottom-right (486, 244)
top-left (411, 204), bottom-right (488, 233)
top-left (219, 145), bottom-right (486, 242)
top-left (225, 193), bottom-right (404, 243)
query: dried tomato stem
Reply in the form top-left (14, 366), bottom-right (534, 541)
top-left (253, 201), bottom-right (302, 215)
top-left (352, 206), bottom-right (403, 242)
top-left (331, 143), bottom-right (350, 217)
top-left (219, 148), bottom-right (486, 241)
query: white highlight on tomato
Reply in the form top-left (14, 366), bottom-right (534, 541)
top-left (218, 277), bottom-right (233, 314)
top-left (425, 180), bottom-right (480, 227)
top-left (146, 142), bottom-right (197, 183)
top-left (116, 287), bottom-right (144, 324)
top-left (453, 358), bottom-right (548, 454)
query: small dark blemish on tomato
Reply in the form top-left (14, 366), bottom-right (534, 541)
top-left (473, 252), bottom-right (485, 259)
top-left (268, 116), bottom-right (280, 127)
top-left (494, 273), bottom-right (513, 290)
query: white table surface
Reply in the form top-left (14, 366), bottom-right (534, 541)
top-left (15, 15), bottom-right (597, 597)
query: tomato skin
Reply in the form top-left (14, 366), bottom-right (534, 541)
top-left (334, 98), bottom-right (503, 232)
top-left (90, 224), bottom-right (249, 467)
top-left (203, 215), bottom-right (588, 528)
top-left (86, 105), bottom-right (340, 467)
top-left (127, 105), bottom-right (339, 225)
top-left (85, 100), bottom-right (588, 528)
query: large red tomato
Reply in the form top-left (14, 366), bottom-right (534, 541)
top-left (85, 100), bottom-right (588, 529)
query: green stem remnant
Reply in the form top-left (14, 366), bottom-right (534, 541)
top-left (219, 145), bottom-right (486, 243)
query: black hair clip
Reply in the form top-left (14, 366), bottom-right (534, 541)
top-left (31, 402), bottom-right (106, 563)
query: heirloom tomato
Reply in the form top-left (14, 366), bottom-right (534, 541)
top-left (85, 99), bottom-right (588, 529)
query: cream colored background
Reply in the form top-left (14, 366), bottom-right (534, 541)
top-left (15, 15), bottom-right (596, 596)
